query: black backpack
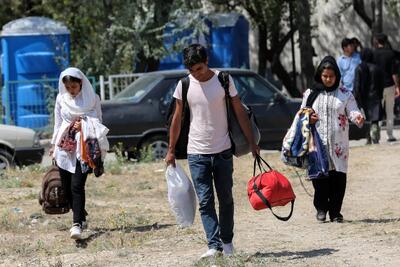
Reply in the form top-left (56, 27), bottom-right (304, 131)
top-left (166, 72), bottom-right (231, 159)
top-left (166, 77), bottom-right (191, 159)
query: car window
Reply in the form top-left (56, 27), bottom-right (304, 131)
top-left (162, 79), bottom-right (180, 107)
top-left (114, 75), bottom-right (163, 102)
top-left (231, 74), bottom-right (276, 104)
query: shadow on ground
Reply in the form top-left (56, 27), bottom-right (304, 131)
top-left (75, 223), bottom-right (175, 248)
top-left (347, 218), bottom-right (400, 224)
top-left (253, 248), bottom-right (339, 260)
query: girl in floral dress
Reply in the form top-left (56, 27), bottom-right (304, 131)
top-left (301, 56), bottom-right (365, 222)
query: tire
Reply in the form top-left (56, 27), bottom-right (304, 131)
top-left (138, 135), bottom-right (168, 161)
top-left (0, 149), bottom-right (16, 170)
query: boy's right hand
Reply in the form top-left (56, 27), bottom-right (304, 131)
top-left (310, 112), bottom-right (319, 125)
top-left (165, 150), bottom-right (176, 167)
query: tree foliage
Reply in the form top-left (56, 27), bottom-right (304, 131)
top-left (0, 0), bottom-right (205, 76)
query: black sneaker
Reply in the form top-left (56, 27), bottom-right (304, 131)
top-left (387, 137), bottom-right (397, 142)
top-left (316, 210), bottom-right (327, 222)
top-left (331, 214), bottom-right (344, 223)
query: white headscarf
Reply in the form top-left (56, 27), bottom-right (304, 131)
top-left (58, 67), bottom-right (96, 116)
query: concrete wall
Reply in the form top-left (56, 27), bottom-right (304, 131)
top-left (248, 0), bottom-right (400, 91)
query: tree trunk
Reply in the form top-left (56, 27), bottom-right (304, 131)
top-left (295, 0), bottom-right (315, 92)
top-left (257, 24), bottom-right (268, 76)
top-left (271, 55), bottom-right (302, 97)
top-left (372, 0), bottom-right (383, 35)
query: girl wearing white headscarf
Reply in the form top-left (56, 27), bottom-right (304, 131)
top-left (50, 67), bottom-right (106, 239)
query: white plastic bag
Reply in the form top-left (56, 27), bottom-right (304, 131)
top-left (165, 163), bottom-right (197, 227)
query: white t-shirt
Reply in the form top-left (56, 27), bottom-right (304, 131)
top-left (173, 70), bottom-right (238, 154)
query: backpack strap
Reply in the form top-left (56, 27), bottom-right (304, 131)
top-left (217, 71), bottom-right (230, 97)
top-left (180, 76), bottom-right (190, 105)
top-left (218, 71), bottom-right (233, 137)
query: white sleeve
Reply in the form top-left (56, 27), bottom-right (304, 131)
top-left (346, 92), bottom-right (363, 127)
top-left (172, 81), bottom-right (182, 100)
top-left (51, 94), bottom-right (62, 145)
top-left (95, 94), bottom-right (103, 122)
top-left (300, 89), bottom-right (311, 108)
top-left (228, 75), bottom-right (238, 97)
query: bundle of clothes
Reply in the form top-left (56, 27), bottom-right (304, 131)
top-left (58, 116), bottom-right (109, 177)
top-left (281, 107), bottom-right (329, 179)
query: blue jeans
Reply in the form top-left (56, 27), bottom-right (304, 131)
top-left (188, 148), bottom-right (234, 250)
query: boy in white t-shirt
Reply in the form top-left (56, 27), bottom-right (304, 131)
top-left (165, 44), bottom-right (259, 258)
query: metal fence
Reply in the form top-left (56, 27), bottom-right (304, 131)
top-left (1, 77), bottom-right (96, 131)
top-left (99, 73), bottom-right (143, 100)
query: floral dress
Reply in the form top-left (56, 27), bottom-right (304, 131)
top-left (301, 87), bottom-right (363, 173)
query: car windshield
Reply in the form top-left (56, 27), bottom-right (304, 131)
top-left (113, 75), bottom-right (162, 102)
top-left (231, 74), bottom-right (281, 104)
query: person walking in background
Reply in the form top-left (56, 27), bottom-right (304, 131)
top-left (354, 48), bottom-right (384, 144)
top-left (165, 44), bottom-right (259, 258)
top-left (337, 38), bottom-right (362, 92)
top-left (373, 33), bottom-right (400, 142)
top-left (301, 56), bottom-right (364, 223)
top-left (351, 37), bottom-right (363, 53)
top-left (49, 67), bottom-right (108, 240)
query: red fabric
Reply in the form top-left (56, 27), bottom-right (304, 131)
top-left (248, 170), bottom-right (296, 210)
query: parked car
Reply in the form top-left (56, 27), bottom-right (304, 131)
top-left (0, 124), bottom-right (44, 169)
top-left (101, 69), bottom-right (369, 160)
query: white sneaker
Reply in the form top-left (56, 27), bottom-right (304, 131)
top-left (222, 243), bottom-right (234, 255)
top-left (70, 223), bottom-right (82, 240)
top-left (200, 248), bottom-right (219, 258)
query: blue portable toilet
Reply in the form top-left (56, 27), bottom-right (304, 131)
top-left (1, 17), bottom-right (70, 128)
top-left (207, 13), bottom-right (249, 69)
top-left (159, 13), bottom-right (249, 70)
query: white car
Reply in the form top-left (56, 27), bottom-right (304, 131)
top-left (0, 124), bottom-right (44, 169)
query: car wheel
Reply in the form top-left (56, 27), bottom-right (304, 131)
top-left (0, 149), bottom-right (15, 170)
top-left (139, 135), bottom-right (168, 161)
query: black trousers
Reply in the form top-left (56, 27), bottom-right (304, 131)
top-left (312, 170), bottom-right (347, 220)
top-left (59, 161), bottom-right (88, 225)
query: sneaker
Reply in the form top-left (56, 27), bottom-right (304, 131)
top-left (387, 137), bottom-right (397, 142)
top-left (70, 223), bottom-right (82, 240)
top-left (222, 243), bottom-right (234, 256)
top-left (316, 210), bottom-right (327, 222)
top-left (331, 214), bottom-right (344, 223)
top-left (200, 248), bottom-right (219, 259)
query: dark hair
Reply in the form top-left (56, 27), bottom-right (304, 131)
top-left (314, 56), bottom-right (341, 90)
top-left (374, 33), bottom-right (387, 46)
top-left (183, 44), bottom-right (208, 69)
top-left (62, 75), bottom-right (82, 84)
top-left (341, 38), bottom-right (352, 49)
top-left (351, 37), bottom-right (360, 45)
top-left (320, 62), bottom-right (337, 72)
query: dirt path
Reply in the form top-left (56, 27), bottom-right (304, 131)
top-left (1, 143), bottom-right (399, 266)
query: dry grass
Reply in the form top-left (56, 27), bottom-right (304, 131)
top-left (0, 145), bottom-right (400, 266)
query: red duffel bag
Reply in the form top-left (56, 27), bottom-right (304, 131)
top-left (248, 155), bottom-right (296, 221)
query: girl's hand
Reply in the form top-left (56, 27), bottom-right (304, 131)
top-left (310, 112), bottom-right (319, 124)
top-left (355, 114), bottom-right (365, 126)
top-left (49, 145), bottom-right (55, 158)
top-left (73, 119), bottom-right (81, 131)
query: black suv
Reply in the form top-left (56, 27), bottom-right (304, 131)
top-left (101, 69), bottom-right (368, 160)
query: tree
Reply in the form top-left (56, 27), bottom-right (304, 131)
top-left (351, 0), bottom-right (399, 40)
top-left (210, 0), bottom-right (302, 97)
top-left (294, 0), bottom-right (315, 90)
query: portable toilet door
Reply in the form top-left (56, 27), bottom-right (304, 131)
top-left (207, 13), bottom-right (249, 69)
top-left (1, 16), bottom-right (70, 128)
